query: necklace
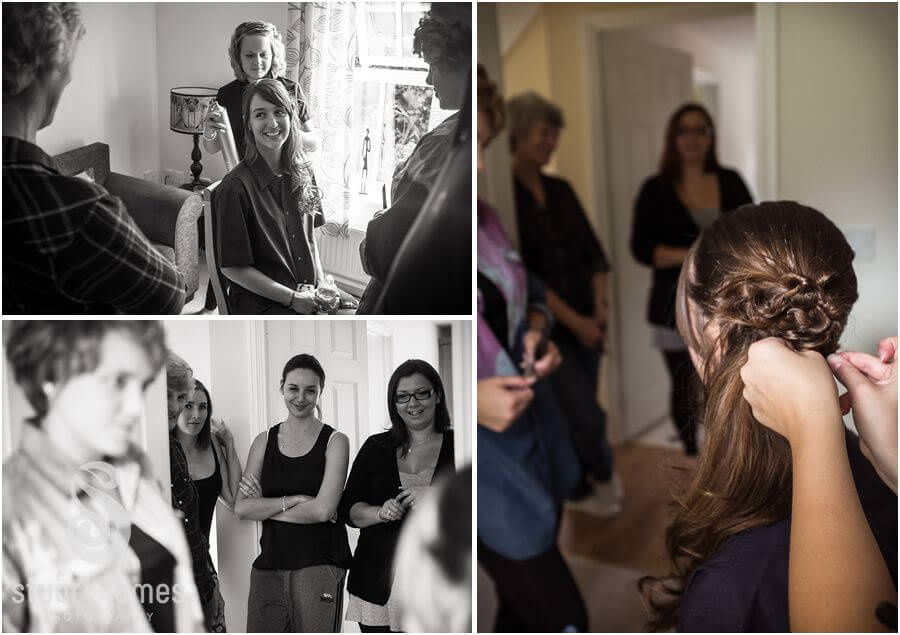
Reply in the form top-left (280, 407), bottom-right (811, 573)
top-left (279, 421), bottom-right (318, 449)
top-left (407, 434), bottom-right (436, 453)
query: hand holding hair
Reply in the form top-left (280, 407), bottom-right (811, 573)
top-left (740, 337), bottom-right (842, 444)
top-left (827, 336), bottom-right (898, 493)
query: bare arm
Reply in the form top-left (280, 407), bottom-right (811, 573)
top-left (349, 502), bottom-right (383, 528)
top-left (233, 432), bottom-right (303, 520)
top-left (268, 432), bottom-right (350, 524)
top-left (213, 434), bottom-right (242, 509)
top-left (220, 266), bottom-right (318, 314)
top-left (741, 339), bottom-right (896, 632)
top-left (652, 245), bottom-right (690, 269)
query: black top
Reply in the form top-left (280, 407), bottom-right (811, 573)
top-left (630, 168), bottom-right (752, 327)
top-left (514, 174), bottom-right (610, 345)
top-left (337, 429), bottom-right (456, 605)
top-left (477, 272), bottom-right (509, 349)
top-left (193, 445), bottom-right (222, 541)
top-left (1, 137), bottom-right (185, 314)
top-left (213, 154), bottom-right (324, 314)
top-left (678, 429), bottom-right (897, 632)
top-left (217, 77), bottom-right (309, 160)
top-left (128, 524), bottom-right (176, 633)
top-left (169, 433), bottom-right (215, 604)
top-left (254, 423), bottom-right (352, 571)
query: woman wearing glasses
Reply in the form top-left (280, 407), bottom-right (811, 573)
top-left (630, 103), bottom-right (752, 455)
top-left (338, 359), bottom-right (455, 632)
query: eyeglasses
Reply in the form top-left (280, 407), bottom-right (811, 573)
top-left (676, 125), bottom-right (713, 138)
top-left (395, 388), bottom-right (434, 404)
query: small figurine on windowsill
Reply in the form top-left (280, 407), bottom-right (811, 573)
top-left (360, 128), bottom-right (371, 194)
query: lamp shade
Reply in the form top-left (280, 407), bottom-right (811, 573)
top-left (170, 87), bottom-right (218, 134)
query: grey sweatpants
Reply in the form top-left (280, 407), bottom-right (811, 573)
top-left (246, 565), bottom-right (346, 632)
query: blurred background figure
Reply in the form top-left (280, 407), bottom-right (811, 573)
top-left (394, 467), bottom-right (472, 633)
top-left (630, 103), bottom-right (752, 455)
top-left (507, 90), bottom-right (620, 513)
top-left (477, 63), bottom-right (588, 633)
top-left (3, 321), bottom-right (204, 632)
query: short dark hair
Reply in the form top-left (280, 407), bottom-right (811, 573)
top-left (658, 102), bottom-right (720, 182)
top-left (5, 321), bottom-right (166, 426)
top-left (386, 359), bottom-right (451, 454)
top-left (192, 379), bottom-right (213, 450)
top-left (412, 4), bottom-right (471, 71)
top-left (280, 353), bottom-right (325, 390)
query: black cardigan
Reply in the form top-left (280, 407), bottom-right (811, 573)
top-left (630, 168), bottom-right (752, 327)
top-left (337, 429), bottom-right (455, 604)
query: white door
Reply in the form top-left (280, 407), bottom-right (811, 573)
top-left (264, 321), bottom-right (369, 632)
top-left (600, 33), bottom-right (692, 440)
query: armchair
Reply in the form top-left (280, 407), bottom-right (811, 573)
top-left (52, 142), bottom-right (203, 303)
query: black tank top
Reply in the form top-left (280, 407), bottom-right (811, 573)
top-left (193, 445), bottom-right (222, 541)
top-left (252, 422), bottom-right (352, 570)
top-left (128, 524), bottom-right (176, 633)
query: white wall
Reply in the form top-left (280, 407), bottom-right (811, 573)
top-left (37, 3), bottom-right (161, 178)
top-left (775, 3), bottom-right (897, 357)
top-left (624, 11), bottom-right (757, 195)
top-left (155, 3), bottom-right (287, 184)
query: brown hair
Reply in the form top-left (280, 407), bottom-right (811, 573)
top-left (242, 79), bottom-right (321, 213)
top-left (5, 321), bottom-right (166, 426)
top-left (640, 201), bottom-right (858, 630)
top-left (659, 102), bottom-right (720, 182)
top-left (477, 64), bottom-right (504, 143)
top-left (228, 21), bottom-right (286, 82)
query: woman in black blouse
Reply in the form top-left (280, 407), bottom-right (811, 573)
top-left (234, 353), bottom-right (351, 632)
top-left (506, 91), bottom-right (617, 512)
top-left (213, 79), bottom-right (327, 315)
top-left (338, 359), bottom-right (455, 632)
top-left (202, 21), bottom-right (318, 162)
top-left (630, 102), bottom-right (752, 455)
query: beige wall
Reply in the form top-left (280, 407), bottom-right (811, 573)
top-left (37, 3), bottom-right (160, 179)
top-left (775, 3), bottom-right (897, 356)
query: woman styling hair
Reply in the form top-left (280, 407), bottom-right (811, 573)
top-left (640, 201), bottom-right (896, 631)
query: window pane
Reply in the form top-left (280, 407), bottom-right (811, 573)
top-left (366, 2), bottom-right (398, 58)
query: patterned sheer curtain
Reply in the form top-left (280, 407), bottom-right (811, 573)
top-left (285, 2), bottom-right (358, 237)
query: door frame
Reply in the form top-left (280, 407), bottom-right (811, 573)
top-left (579, 2), bottom-right (773, 441)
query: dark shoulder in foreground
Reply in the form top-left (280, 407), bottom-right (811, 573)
top-left (678, 519), bottom-right (790, 633)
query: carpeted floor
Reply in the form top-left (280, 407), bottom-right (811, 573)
top-left (478, 436), bottom-right (698, 632)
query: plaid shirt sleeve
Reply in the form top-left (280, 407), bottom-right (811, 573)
top-left (52, 191), bottom-right (186, 313)
top-left (169, 438), bottom-right (215, 605)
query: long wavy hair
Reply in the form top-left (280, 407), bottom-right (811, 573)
top-left (241, 79), bottom-right (320, 214)
top-left (639, 201), bottom-right (858, 630)
top-left (658, 102), bottom-right (720, 182)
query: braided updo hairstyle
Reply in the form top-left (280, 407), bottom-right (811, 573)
top-left (640, 201), bottom-right (858, 630)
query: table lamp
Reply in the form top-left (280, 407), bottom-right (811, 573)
top-left (170, 87), bottom-right (218, 190)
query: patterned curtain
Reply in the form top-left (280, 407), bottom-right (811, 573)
top-left (285, 2), bottom-right (358, 237)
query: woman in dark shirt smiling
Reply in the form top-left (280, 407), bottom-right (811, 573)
top-left (631, 103), bottom-right (752, 455)
top-left (338, 360), bottom-right (455, 632)
top-left (213, 79), bottom-right (326, 314)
